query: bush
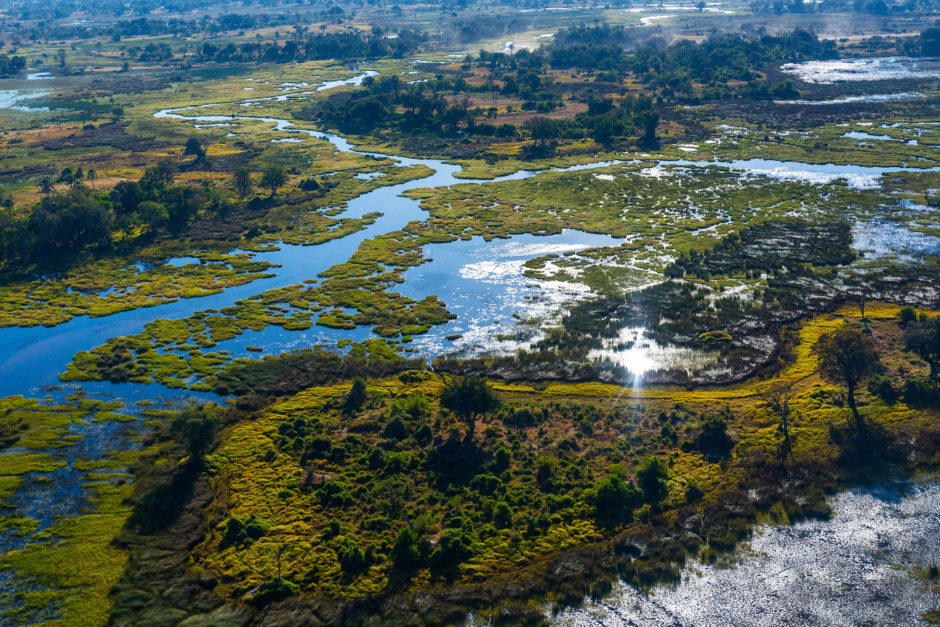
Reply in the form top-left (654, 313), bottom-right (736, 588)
top-left (429, 528), bottom-right (475, 572)
top-left (904, 377), bottom-right (940, 408)
top-left (687, 410), bottom-right (734, 460)
top-left (899, 306), bottom-right (918, 326)
top-left (333, 536), bottom-right (367, 573)
top-left (344, 377), bottom-right (368, 412)
top-left (494, 501), bottom-right (513, 529)
top-left (383, 417), bottom-right (407, 440)
top-left (868, 374), bottom-right (898, 403)
top-left (249, 577), bottom-right (298, 606)
top-left (391, 394), bottom-right (431, 419)
top-left (220, 514), bottom-right (270, 549)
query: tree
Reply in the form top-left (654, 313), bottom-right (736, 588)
top-left (184, 137), bottom-right (206, 159)
top-left (39, 177), bottom-right (55, 196)
top-left (344, 377), bottom-right (368, 412)
top-left (171, 407), bottom-right (220, 466)
top-left (86, 168), bottom-right (97, 189)
top-left (140, 159), bottom-right (176, 191)
top-left (636, 456), bottom-right (669, 506)
top-left (636, 109), bottom-right (659, 147)
top-left (757, 380), bottom-right (797, 463)
top-left (391, 527), bottom-right (419, 570)
top-left (904, 315), bottom-right (940, 378)
top-left (261, 165), bottom-right (286, 196)
top-left (233, 166), bottom-right (253, 198)
top-left (594, 473), bottom-right (640, 524)
top-left (813, 324), bottom-right (879, 432)
top-left (523, 116), bottom-right (560, 153)
top-left (439, 376), bottom-right (500, 442)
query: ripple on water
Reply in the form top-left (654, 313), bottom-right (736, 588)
top-left (553, 480), bottom-right (940, 626)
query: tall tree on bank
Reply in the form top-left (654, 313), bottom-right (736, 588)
top-left (813, 324), bottom-right (879, 432)
top-left (439, 376), bottom-right (500, 442)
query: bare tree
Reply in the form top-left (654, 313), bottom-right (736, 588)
top-left (757, 380), bottom-right (797, 463)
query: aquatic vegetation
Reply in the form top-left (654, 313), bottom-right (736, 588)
top-left (0, 395), bottom-right (157, 625)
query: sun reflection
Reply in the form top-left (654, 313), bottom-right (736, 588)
top-left (590, 326), bottom-right (716, 393)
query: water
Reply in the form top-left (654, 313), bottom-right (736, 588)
top-left (774, 92), bottom-right (925, 105)
top-left (668, 158), bottom-right (940, 190)
top-left (853, 218), bottom-right (940, 262)
top-left (781, 56), bottom-right (940, 84)
top-left (0, 90), bottom-right (934, 397)
top-left (0, 79), bottom-right (934, 398)
top-left (0, 102), bottom-right (620, 398)
top-left (554, 479), bottom-right (940, 626)
top-left (399, 231), bottom-right (623, 357)
top-left (0, 88), bottom-right (52, 111)
top-left (589, 326), bottom-right (716, 379)
top-left (843, 130), bottom-right (893, 141)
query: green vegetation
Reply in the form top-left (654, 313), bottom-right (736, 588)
top-left (98, 306), bottom-right (939, 624)
top-left (2, 2), bottom-right (940, 624)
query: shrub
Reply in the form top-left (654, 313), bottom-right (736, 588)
top-left (249, 577), bottom-right (298, 606)
top-left (899, 306), bottom-right (918, 326)
top-left (344, 377), bottom-right (368, 412)
top-left (383, 417), bottom-right (407, 440)
top-left (904, 377), bottom-right (940, 408)
top-left (391, 394), bottom-right (432, 419)
top-left (868, 374), bottom-right (898, 403)
top-left (429, 528), bottom-right (475, 572)
top-left (220, 514), bottom-right (270, 549)
top-left (333, 536), bottom-right (367, 573)
top-left (494, 501), bottom-right (513, 529)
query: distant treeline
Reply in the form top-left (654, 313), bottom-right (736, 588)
top-left (750, 0), bottom-right (937, 16)
top-left (440, 15), bottom-right (531, 44)
top-left (478, 26), bottom-right (829, 100)
top-left (196, 29), bottom-right (426, 63)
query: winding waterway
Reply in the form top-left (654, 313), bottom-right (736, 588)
top-left (0, 93), bottom-right (624, 398)
top-left (3, 66), bottom-right (940, 624)
top-left (3, 82), bottom-right (940, 397)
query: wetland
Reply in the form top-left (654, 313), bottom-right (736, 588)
top-left (1, 2), bottom-right (939, 625)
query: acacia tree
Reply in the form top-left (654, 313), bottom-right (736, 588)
top-left (757, 380), bottom-right (797, 463)
top-left (439, 376), bottom-right (500, 442)
top-left (813, 324), bottom-right (879, 432)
